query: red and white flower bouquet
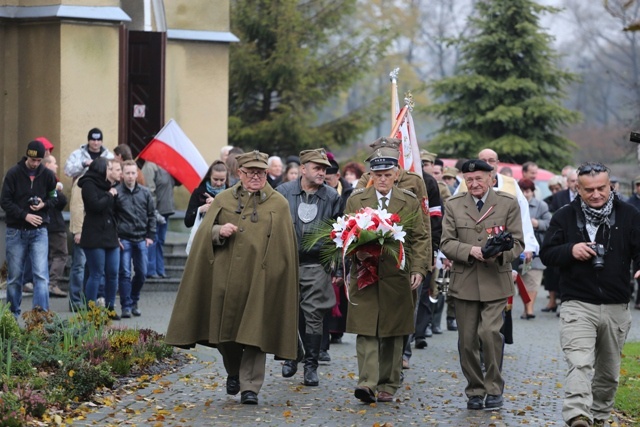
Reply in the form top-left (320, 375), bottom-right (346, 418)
top-left (303, 207), bottom-right (413, 291)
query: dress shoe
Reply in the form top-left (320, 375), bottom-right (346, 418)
top-left (354, 386), bottom-right (376, 403)
top-left (226, 375), bottom-right (240, 395)
top-left (569, 415), bottom-right (592, 427)
top-left (541, 306), bottom-right (558, 313)
top-left (467, 395), bottom-right (484, 410)
top-left (108, 312), bottom-right (121, 321)
top-left (447, 317), bottom-right (458, 331)
top-left (415, 338), bottom-right (427, 349)
top-left (240, 390), bottom-right (258, 404)
top-left (282, 360), bottom-right (298, 377)
top-left (425, 326), bottom-right (433, 337)
top-left (484, 394), bottom-right (503, 409)
top-left (319, 350), bottom-right (331, 362)
top-left (49, 285), bottom-right (68, 298)
top-left (432, 325), bottom-right (443, 334)
top-left (377, 391), bottom-right (394, 402)
top-left (132, 305), bottom-right (142, 316)
top-left (330, 335), bottom-right (343, 344)
top-left (520, 313), bottom-right (535, 320)
top-left (146, 274), bottom-right (160, 279)
top-left (121, 308), bottom-right (132, 319)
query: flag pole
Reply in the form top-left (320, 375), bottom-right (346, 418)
top-left (390, 68), bottom-right (400, 128)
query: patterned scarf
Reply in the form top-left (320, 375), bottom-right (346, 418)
top-left (580, 192), bottom-right (614, 227)
top-left (206, 181), bottom-right (226, 196)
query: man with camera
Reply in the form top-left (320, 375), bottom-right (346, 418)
top-left (540, 162), bottom-right (640, 427)
top-left (1, 140), bottom-right (57, 317)
top-left (440, 159), bottom-right (524, 411)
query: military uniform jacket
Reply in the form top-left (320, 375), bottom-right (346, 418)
top-left (165, 182), bottom-right (300, 360)
top-left (357, 169), bottom-right (433, 261)
top-left (440, 189), bottom-right (524, 302)
top-left (345, 186), bottom-right (430, 338)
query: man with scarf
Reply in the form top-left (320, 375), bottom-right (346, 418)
top-left (540, 162), bottom-right (640, 427)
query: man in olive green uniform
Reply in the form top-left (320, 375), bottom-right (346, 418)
top-left (165, 151), bottom-right (299, 405)
top-left (440, 159), bottom-right (524, 411)
top-left (346, 146), bottom-right (430, 403)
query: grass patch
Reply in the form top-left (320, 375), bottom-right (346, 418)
top-left (616, 341), bottom-right (640, 421)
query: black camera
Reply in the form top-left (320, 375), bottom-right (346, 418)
top-left (630, 131), bottom-right (640, 143)
top-left (27, 196), bottom-right (41, 206)
top-left (588, 243), bottom-right (606, 270)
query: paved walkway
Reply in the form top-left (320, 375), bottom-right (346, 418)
top-left (34, 291), bottom-right (640, 426)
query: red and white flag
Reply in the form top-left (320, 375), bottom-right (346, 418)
top-left (392, 86), bottom-right (421, 173)
top-left (138, 119), bottom-right (208, 193)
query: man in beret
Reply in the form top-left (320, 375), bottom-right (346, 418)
top-left (165, 150), bottom-right (299, 405)
top-left (1, 140), bottom-right (58, 317)
top-left (277, 148), bottom-right (342, 387)
top-left (440, 159), bottom-right (524, 410)
top-left (347, 145), bottom-right (430, 403)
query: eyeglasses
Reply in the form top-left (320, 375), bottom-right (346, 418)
top-left (577, 162), bottom-right (609, 176)
top-left (240, 169), bottom-right (267, 178)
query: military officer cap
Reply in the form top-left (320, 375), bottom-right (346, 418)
top-left (420, 149), bottom-right (436, 163)
top-left (367, 146), bottom-right (399, 171)
top-left (442, 166), bottom-right (458, 179)
top-left (461, 159), bottom-right (493, 173)
top-left (236, 150), bottom-right (269, 169)
top-left (300, 148), bottom-right (332, 167)
top-left (369, 136), bottom-right (401, 150)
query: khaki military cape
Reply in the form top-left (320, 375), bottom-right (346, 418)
top-left (165, 182), bottom-right (300, 360)
top-left (344, 186), bottom-right (430, 338)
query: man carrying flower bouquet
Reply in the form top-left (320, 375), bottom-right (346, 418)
top-left (276, 148), bottom-right (343, 387)
top-left (346, 146), bottom-right (431, 404)
top-left (440, 159), bottom-right (524, 411)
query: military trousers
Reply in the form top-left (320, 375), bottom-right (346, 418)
top-left (217, 343), bottom-right (267, 394)
top-left (299, 263), bottom-right (335, 335)
top-left (454, 297), bottom-right (506, 397)
top-left (559, 300), bottom-right (631, 424)
top-left (356, 334), bottom-right (403, 395)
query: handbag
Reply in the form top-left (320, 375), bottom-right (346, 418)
top-left (185, 212), bottom-right (204, 254)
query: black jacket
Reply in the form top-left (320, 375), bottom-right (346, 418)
top-left (78, 170), bottom-right (119, 249)
top-left (422, 172), bottom-right (443, 253)
top-left (276, 178), bottom-right (342, 263)
top-left (540, 196), bottom-right (640, 305)
top-left (184, 181), bottom-right (213, 228)
top-left (0, 158), bottom-right (57, 229)
top-left (114, 182), bottom-right (156, 242)
top-left (47, 187), bottom-right (68, 233)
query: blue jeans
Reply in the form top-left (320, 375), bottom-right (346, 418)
top-left (147, 215), bottom-right (168, 276)
top-left (118, 239), bottom-right (148, 310)
top-left (5, 227), bottom-right (49, 316)
top-left (68, 242), bottom-right (86, 309)
top-left (84, 247), bottom-right (120, 309)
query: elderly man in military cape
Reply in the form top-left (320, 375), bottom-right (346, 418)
top-left (165, 151), bottom-right (299, 405)
top-left (346, 144), bottom-right (430, 404)
top-left (440, 159), bottom-right (524, 411)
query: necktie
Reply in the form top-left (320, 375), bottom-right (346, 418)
top-left (476, 199), bottom-right (484, 212)
top-left (380, 196), bottom-right (388, 210)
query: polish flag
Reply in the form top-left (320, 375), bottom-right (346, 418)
top-left (138, 119), bottom-right (208, 193)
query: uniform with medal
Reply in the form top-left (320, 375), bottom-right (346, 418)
top-left (440, 159), bottom-right (524, 411)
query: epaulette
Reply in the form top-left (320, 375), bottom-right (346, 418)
top-left (404, 170), bottom-right (423, 179)
top-left (448, 191), bottom-right (467, 200)
top-left (399, 188), bottom-right (417, 198)
top-left (352, 188), bottom-right (366, 195)
top-left (495, 190), bottom-right (517, 201)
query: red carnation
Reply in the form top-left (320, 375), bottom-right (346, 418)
top-left (390, 213), bottom-right (401, 224)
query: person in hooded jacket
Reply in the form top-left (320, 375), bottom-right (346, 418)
top-left (78, 157), bottom-right (120, 319)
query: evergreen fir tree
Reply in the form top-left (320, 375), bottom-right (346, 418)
top-left (228, 0), bottom-right (390, 156)
top-left (425, 0), bottom-right (580, 170)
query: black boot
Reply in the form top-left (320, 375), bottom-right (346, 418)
top-left (282, 333), bottom-right (305, 378)
top-left (303, 334), bottom-right (322, 386)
